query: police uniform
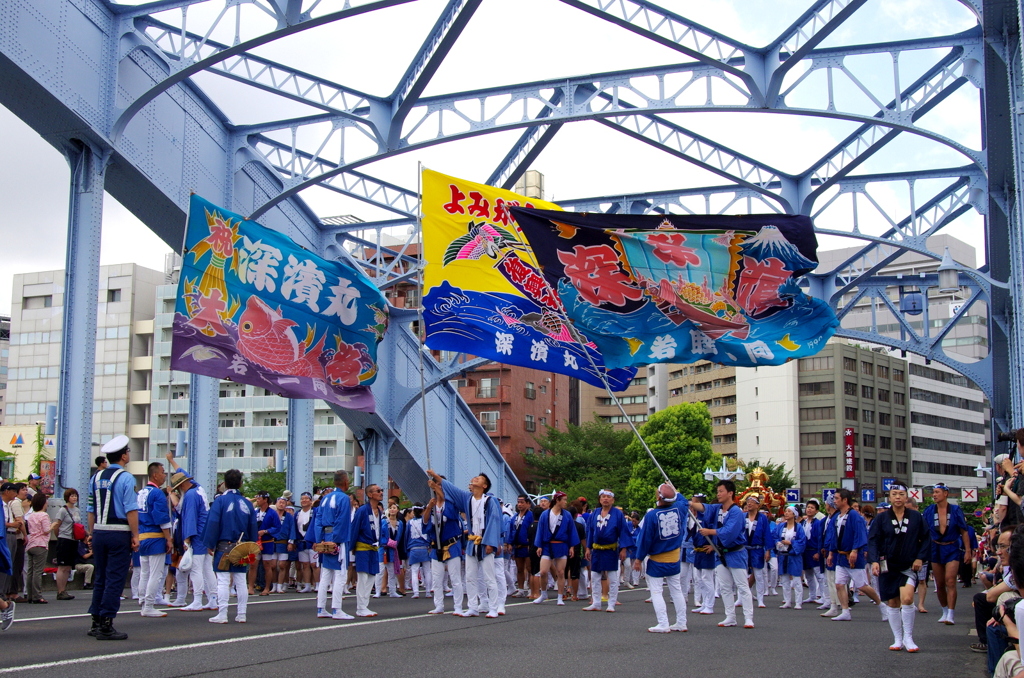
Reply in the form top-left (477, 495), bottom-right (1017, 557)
top-left (87, 435), bottom-right (139, 640)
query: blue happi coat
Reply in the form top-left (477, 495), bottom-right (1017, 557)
top-left (424, 496), bottom-right (464, 562)
top-left (533, 508), bottom-right (582, 552)
top-left (311, 489), bottom-right (351, 571)
top-left (828, 508), bottom-right (868, 568)
top-left (404, 514), bottom-right (433, 565)
top-left (349, 502), bottom-right (383, 575)
top-left (256, 506), bottom-right (283, 555)
top-left (776, 521), bottom-right (807, 577)
top-left (635, 504), bottom-right (685, 578)
top-left (202, 489), bottom-right (258, 573)
top-left (801, 516), bottom-right (824, 571)
top-left (744, 511), bottom-right (771, 571)
top-left (442, 479), bottom-right (504, 558)
top-left (585, 507), bottom-right (634, 572)
top-left (137, 482), bottom-right (172, 556)
top-left (179, 485), bottom-right (208, 549)
top-left (700, 502), bottom-right (748, 570)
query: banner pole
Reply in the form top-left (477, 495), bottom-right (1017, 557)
top-left (416, 162), bottom-right (432, 473)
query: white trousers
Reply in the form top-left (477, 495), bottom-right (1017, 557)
top-left (717, 564), bottom-right (753, 624)
top-left (696, 567), bottom-right (716, 612)
top-left (217, 572), bottom-right (248, 617)
top-left (431, 558), bottom-right (465, 612)
top-left (174, 564), bottom-right (189, 604)
top-left (751, 566), bottom-right (766, 604)
top-left (356, 572), bottom-right (375, 614)
top-left (825, 568), bottom-right (838, 608)
top-left (140, 554), bottom-right (166, 611)
top-left (802, 568), bottom-right (820, 601)
top-left (409, 562), bottom-right (432, 595)
top-left (131, 565), bottom-right (141, 598)
top-left (502, 558), bottom-right (516, 594)
top-left (817, 571), bottom-right (830, 605)
top-left (781, 574), bottom-right (798, 605)
top-left (189, 552), bottom-right (217, 605)
top-left (648, 574), bottom-right (686, 628)
top-left (679, 562), bottom-right (692, 605)
top-left (591, 568), bottom-right (621, 607)
top-left (318, 564), bottom-right (347, 613)
top-left (766, 556), bottom-right (779, 590)
top-left (466, 552), bottom-right (500, 614)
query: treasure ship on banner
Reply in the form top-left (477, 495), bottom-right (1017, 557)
top-left (421, 169), bottom-right (636, 391)
top-left (170, 195), bottom-right (388, 412)
top-left (510, 208), bottom-right (840, 370)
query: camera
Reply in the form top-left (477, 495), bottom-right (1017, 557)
top-left (998, 429), bottom-right (1022, 444)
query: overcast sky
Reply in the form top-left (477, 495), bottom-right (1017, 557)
top-left (0, 0), bottom-right (984, 316)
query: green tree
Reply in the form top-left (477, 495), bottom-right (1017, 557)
top-left (734, 458), bottom-right (797, 494)
top-left (625, 403), bottom-right (718, 512)
top-left (242, 470), bottom-right (286, 500)
top-left (526, 417), bottom-right (635, 502)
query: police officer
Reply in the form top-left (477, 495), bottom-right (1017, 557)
top-left (87, 435), bottom-right (139, 640)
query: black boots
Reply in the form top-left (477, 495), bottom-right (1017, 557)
top-left (94, 616), bottom-right (128, 640)
top-left (87, 614), bottom-right (101, 637)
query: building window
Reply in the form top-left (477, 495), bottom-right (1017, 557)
top-left (799, 356), bottom-right (834, 371)
top-left (799, 406), bottom-right (835, 421)
top-left (526, 447), bottom-right (534, 456)
top-left (630, 377), bottom-right (647, 386)
top-left (880, 460), bottom-right (892, 473)
top-left (799, 381), bottom-right (835, 396)
top-left (879, 436), bottom-right (892, 449)
top-left (479, 411), bottom-right (499, 431)
top-left (107, 289), bottom-right (122, 303)
top-left (893, 368), bottom-right (905, 383)
top-left (524, 414), bottom-right (536, 432)
top-left (404, 288), bottom-right (420, 308)
top-left (217, 448), bottom-right (226, 458)
top-left (539, 417), bottom-right (547, 426)
top-left (801, 457), bottom-right (837, 471)
top-left (844, 382), bottom-right (857, 396)
top-left (861, 385), bottom-right (873, 399)
top-left (861, 361), bottom-right (873, 375)
top-left (713, 434), bottom-right (737, 445)
top-left (862, 410), bottom-right (875, 424)
top-left (876, 365), bottom-right (889, 379)
top-left (263, 417), bottom-right (286, 426)
top-left (894, 415), bottom-right (905, 428)
top-left (877, 389), bottom-right (890, 402)
top-left (878, 412), bottom-right (891, 426)
top-left (863, 458), bottom-right (876, 472)
top-left (893, 391), bottom-right (905, 405)
top-left (799, 431), bottom-right (837, 446)
top-left (524, 382), bottom-right (536, 399)
top-left (843, 356), bottom-right (857, 372)
top-left (23, 295), bottom-right (52, 309)
top-left (318, 446), bottom-right (334, 457)
top-left (896, 462), bottom-right (907, 475)
top-left (477, 378), bottom-right (499, 398)
top-left (895, 438), bottom-right (907, 451)
top-left (845, 407), bottom-right (858, 421)
top-left (449, 378), bottom-right (467, 389)
top-left (862, 434), bottom-right (875, 447)
top-left (261, 448), bottom-right (275, 457)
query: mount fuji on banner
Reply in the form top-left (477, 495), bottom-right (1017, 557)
top-left (170, 195), bottom-right (388, 412)
top-left (509, 208), bottom-right (839, 370)
top-left (421, 170), bottom-right (636, 390)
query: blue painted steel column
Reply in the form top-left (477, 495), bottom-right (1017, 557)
top-left (56, 142), bottom-right (106, 495)
top-left (364, 430), bottom-right (391, 491)
top-left (287, 399), bottom-right (315, 496)
top-left (187, 374), bottom-right (218, 495)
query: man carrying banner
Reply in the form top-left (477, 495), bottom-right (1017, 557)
top-left (584, 489), bottom-right (632, 612)
top-left (312, 471), bottom-right (353, 620)
top-left (423, 475), bottom-right (466, 616)
top-left (349, 484), bottom-right (383, 617)
top-left (426, 470), bottom-right (504, 618)
top-left (203, 469), bottom-right (258, 624)
top-left (634, 484), bottom-right (688, 633)
top-left (695, 480), bottom-right (754, 629)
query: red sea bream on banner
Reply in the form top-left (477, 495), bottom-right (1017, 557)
top-left (170, 195), bottom-right (388, 412)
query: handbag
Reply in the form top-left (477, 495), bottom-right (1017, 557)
top-left (64, 508), bottom-right (87, 541)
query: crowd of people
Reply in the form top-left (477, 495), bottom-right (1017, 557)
top-left (2, 432), bottom-right (1024, 678)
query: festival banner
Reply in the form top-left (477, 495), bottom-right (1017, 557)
top-left (844, 427), bottom-right (856, 479)
top-left (421, 170), bottom-right (636, 390)
top-left (510, 208), bottom-right (839, 370)
top-left (170, 195), bottom-right (389, 412)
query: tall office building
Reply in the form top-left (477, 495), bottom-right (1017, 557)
top-left (5, 264), bottom-right (164, 477)
top-left (146, 256), bottom-right (356, 483)
top-left (0, 314), bottom-right (9, 425)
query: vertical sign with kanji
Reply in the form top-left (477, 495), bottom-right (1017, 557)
top-left (844, 427), bottom-right (856, 479)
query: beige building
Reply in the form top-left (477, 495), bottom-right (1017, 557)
top-left (0, 314), bottom-right (8, 425)
top-left (0, 423), bottom-right (55, 481)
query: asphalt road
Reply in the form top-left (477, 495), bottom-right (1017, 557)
top-left (0, 584), bottom-right (989, 677)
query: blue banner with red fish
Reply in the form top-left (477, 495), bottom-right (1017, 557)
top-left (510, 208), bottom-right (839, 369)
top-left (170, 195), bottom-right (388, 412)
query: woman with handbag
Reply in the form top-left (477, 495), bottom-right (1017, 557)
top-left (54, 488), bottom-right (83, 601)
top-left (25, 493), bottom-right (52, 604)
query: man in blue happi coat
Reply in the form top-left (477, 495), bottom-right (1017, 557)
top-left (312, 470), bottom-right (353, 620)
top-left (136, 462), bottom-right (173, 618)
top-left (349, 483), bottom-right (383, 617)
top-left (695, 480), bottom-right (754, 628)
top-left (827, 488), bottom-right (881, 621)
top-left (202, 469), bottom-right (257, 624)
top-left (424, 474), bottom-right (467, 615)
top-left (634, 484), bottom-right (687, 633)
top-left (583, 489), bottom-right (632, 612)
top-left (172, 469), bottom-right (216, 611)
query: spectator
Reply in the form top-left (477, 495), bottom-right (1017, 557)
top-left (992, 526), bottom-right (1024, 678)
top-left (94, 456), bottom-right (109, 473)
top-left (972, 525), bottom-right (1015, 654)
top-left (53, 488), bottom-right (81, 600)
top-left (7, 483), bottom-right (27, 602)
top-left (1, 482), bottom-right (24, 603)
top-left (76, 539), bottom-right (95, 589)
top-left (25, 474), bottom-right (42, 500)
top-left (24, 492), bottom-right (50, 604)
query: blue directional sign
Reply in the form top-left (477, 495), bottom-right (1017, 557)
top-left (822, 488), bottom-right (837, 504)
top-left (881, 478), bottom-right (897, 491)
top-left (861, 488), bottom-right (876, 503)
top-left (786, 488), bottom-right (801, 503)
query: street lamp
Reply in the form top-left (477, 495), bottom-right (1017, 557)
top-left (937, 247), bottom-right (961, 294)
top-left (703, 459), bottom-right (745, 482)
top-left (974, 463), bottom-right (992, 479)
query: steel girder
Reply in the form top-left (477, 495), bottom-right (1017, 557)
top-left (0, 0), bottom-right (1017, 490)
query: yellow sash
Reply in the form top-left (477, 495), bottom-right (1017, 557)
top-left (355, 541), bottom-right (379, 552)
top-left (648, 548), bottom-right (681, 564)
top-left (592, 542), bottom-right (618, 551)
top-left (139, 532), bottom-right (165, 541)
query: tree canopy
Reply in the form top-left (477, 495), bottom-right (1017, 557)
top-left (242, 470), bottom-right (286, 500)
top-left (625, 402), bottom-right (718, 511)
top-left (526, 418), bottom-right (635, 503)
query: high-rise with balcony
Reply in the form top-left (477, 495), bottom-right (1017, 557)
top-left (0, 315), bottom-right (9, 425)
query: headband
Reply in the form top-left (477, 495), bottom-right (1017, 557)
top-left (552, 491), bottom-right (567, 502)
top-left (744, 495), bottom-right (761, 505)
top-left (889, 483), bottom-right (908, 492)
top-left (599, 489), bottom-right (615, 498)
top-left (300, 492), bottom-right (313, 499)
top-left (933, 483), bottom-right (949, 491)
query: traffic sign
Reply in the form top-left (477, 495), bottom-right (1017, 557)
top-left (786, 488), bottom-right (801, 503)
top-left (861, 488), bottom-right (876, 503)
top-left (822, 488), bottom-right (837, 504)
top-left (908, 488), bottom-right (922, 501)
top-left (881, 478), bottom-right (897, 491)
top-left (962, 487), bottom-right (978, 502)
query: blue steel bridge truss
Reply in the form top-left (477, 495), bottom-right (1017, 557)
top-left (0, 0), bottom-right (1021, 502)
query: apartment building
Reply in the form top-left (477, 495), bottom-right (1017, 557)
top-left (0, 315), bottom-right (9, 425)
